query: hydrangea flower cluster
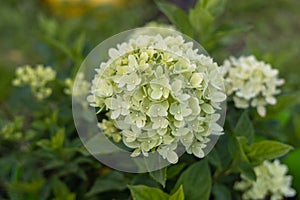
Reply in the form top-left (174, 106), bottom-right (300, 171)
top-left (234, 160), bottom-right (296, 200)
top-left (220, 55), bottom-right (284, 117)
top-left (87, 34), bottom-right (226, 163)
top-left (12, 65), bottom-right (56, 100)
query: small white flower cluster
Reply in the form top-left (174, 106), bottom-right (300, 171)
top-left (221, 55), bottom-right (284, 117)
top-left (64, 79), bottom-right (74, 95)
top-left (12, 65), bottom-right (56, 100)
top-left (64, 72), bottom-right (91, 97)
top-left (1, 117), bottom-right (24, 141)
top-left (234, 160), bottom-right (296, 200)
top-left (98, 119), bottom-right (122, 143)
top-left (88, 34), bottom-right (226, 163)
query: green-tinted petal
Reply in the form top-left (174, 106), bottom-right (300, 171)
top-left (171, 80), bottom-right (182, 93)
top-left (172, 128), bottom-right (189, 137)
top-left (163, 135), bottom-right (175, 144)
top-left (173, 59), bottom-right (191, 74)
top-left (201, 103), bottom-right (214, 114)
top-left (188, 97), bottom-right (201, 115)
top-left (190, 73), bottom-right (204, 87)
top-left (150, 89), bottom-right (163, 100)
top-left (192, 143), bottom-right (205, 158)
top-left (167, 150), bottom-right (178, 164)
top-left (210, 91), bottom-right (226, 102)
top-left (131, 148), bottom-right (141, 157)
top-left (181, 132), bottom-right (194, 147)
top-left (111, 109), bottom-right (121, 119)
top-left (128, 54), bottom-right (138, 68)
top-left (210, 122), bottom-right (223, 132)
top-left (174, 120), bottom-right (185, 128)
top-left (157, 128), bottom-right (168, 136)
top-left (182, 107), bottom-right (192, 117)
top-left (170, 103), bottom-right (180, 115)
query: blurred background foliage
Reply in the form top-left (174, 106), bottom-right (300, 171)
top-left (0, 0), bottom-right (300, 199)
top-left (1, 0), bottom-right (300, 95)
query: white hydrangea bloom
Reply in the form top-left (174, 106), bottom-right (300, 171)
top-left (221, 55), bottom-right (284, 117)
top-left (12, 64), bottom-right (56, 100)
top-left (234, 160), bottom-right (296, 200)
top-left (87, 34), bottom-right (226, 163)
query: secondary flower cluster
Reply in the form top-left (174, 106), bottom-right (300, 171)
top-left (98, 119), bottom-right (122, 143)
top-left (12, 65), bottom-right (56, 100)
top-left (234, 160), bottom-right (296, 200)
top-left (88, 34), bottom-right (226, 163)
top-left (1, 116), bottom-right (24, 141)
top-left (221, 55), bottom-right (284, 117)
top-left (64, 72), bottom-right (90, 97)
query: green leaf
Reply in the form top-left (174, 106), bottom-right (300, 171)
top-left (41, 35), bottom-right (74, 59)
top-left (282, 148), bottom-right (300, 191)
top-left (188, 4), bottom-right (214, 37)
top-left (149, 167), bottom-right (167, 188)
top-left (86, 171), bottom-right (127, 196)
top-left (52, 178), bottom-right (76, 200)
top-left (8, 178), bottom-right (45, 195)
top-left (73, 32), bottom-right (85, 57)
top-left (156, 1), bottom-right (193, 36)
top-left (172, 159), bottom-right (211, 200)
top-left (215, 134), bottom-right (232, 169)
top-left (0, 65), bottom-right (14, 100)
top-left (85, 134), bottom-right (120, 154)
top-left (170, 185), bottom-right (184, 200)
top-left (228, 135), bottom-right (249, 163)
top-left (237, 162), bottom-right (256, 181)
top-left (292, 112), bottom-right (300, 140)
top-left (246, 140), bottom-right (293, 164)
top-left (38, 15), bottom-right (58, 38)
top-left (207, 148), bottom-right (222, 168)
top-left (128, 185), bottom-right (169, 200)
top-left (71, 32), bottom-right (85, 76)
top-left (131, 173), bottom-right (160, 188)
top-left (43, 160), bottom-right (65, 170)
top-left (7, 164), bottom-right (23, 200)
top-left (210, 24), bottom-right (252, 41)
top-left (234, 111), bottom-right (254, 143)
top-left (212, 183), bottom-right (231, 200)
top-left (36, 139), bottom-right (51, 150)
top-left (201, 0), bottom-right (227, 17)
top-left (167, 163), bottom-right (187, 179)
top-left (51, 128), bottom-right (65, 150)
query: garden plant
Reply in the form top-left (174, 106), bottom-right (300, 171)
top-left (0, 0), bottom-right (300, 199)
